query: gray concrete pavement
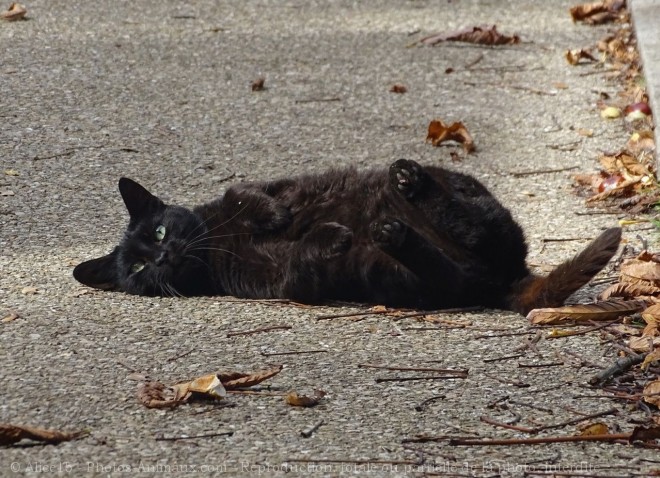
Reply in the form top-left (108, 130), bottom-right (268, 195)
top-left (1, 1), bottom-right (658, 476)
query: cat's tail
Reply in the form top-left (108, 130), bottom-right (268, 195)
top-left (508, 227), bottom-right (622, 315)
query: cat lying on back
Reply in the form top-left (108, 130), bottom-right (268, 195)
top-left (74, 159), bottom-right (621, 314)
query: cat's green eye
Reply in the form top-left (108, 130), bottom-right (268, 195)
top-left (131, 261), bottom-right (145, 273)
top-left (155, 225), bottom-right (166, 242)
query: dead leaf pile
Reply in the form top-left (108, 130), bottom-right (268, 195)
top-left (138, 365), bottom-right (283, 409)
top-left (570, 0), bottom-right (628, 25)
top-left (426, 119), bottom-right (475, 153)
top-left (419, 25), bottom-right (520, 47)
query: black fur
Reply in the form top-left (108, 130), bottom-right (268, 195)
top-left (74, 160), bottom-right (619, 313)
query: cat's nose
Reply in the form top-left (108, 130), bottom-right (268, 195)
top-left (155, 250), bottom-right (168, 266)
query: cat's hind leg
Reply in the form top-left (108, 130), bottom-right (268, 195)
top-left (370, 217), bottom-right (466, 305)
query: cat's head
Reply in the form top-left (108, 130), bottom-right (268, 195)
top-left (73, 178), bottom-right (212, 296)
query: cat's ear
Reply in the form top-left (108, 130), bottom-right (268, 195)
top-left (118, 178), bottom-right (164, 219)
top-left (73, 248), bottom-right (120, 290)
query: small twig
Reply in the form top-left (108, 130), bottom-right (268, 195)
top-left (300, 420), bottom-right (324, 438)
top-left (474, 331), bottom-right (536, 339)
top-left (508, 399), bottom-right (554, 414)
top-left (483, 354), bottom-right (523, 363)
top-left (511, 165), bottom-right (579, 177)
top-left (226, 390), bottom-right (286, 397)
top-left (518, 362), bottom-right (564, 368)
top-left (295, 97), bottom-right (341, 104)
top-left (547, 319), bottom-right (621, 340)
top-left (575, 210), bottom-right (620, 216)
top-left (480, 416), bottom-right (536, 433)
top-left (286, 458), bottom-right (420, 466)
top-left (541, 237), bottom-right (589, 243)
top-left (166, 348), bottom-right (195, 362)
top-left (155, 431), bottom-right (233, 441)
top-left (544, 141), bottom-right (582, 151)
top-left (449, 433), bottom-right (629, 446)
top-left (260, 349), bottom-right (328, 357)
top-left (463, 53), bottom-right (484, 69)
top-left (226, 325), bottom-right (292, 337)
top-left (375, 374), bottom-right (467, 383)
top-left (589, 353), bottom-right (647, 385)
top-left (414, 395), bottom-right (446, 412)
top-left (533, 407), bottom-right (618, 433)
top-left (359, 364), bottom-right (468, 374)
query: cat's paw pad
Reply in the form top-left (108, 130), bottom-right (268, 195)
top-left (371, 218), bottom-right (407, 248)
top-left (389, 159), bottom-right (425, 199)
top-left (309, 222), bottom-right (353, 259)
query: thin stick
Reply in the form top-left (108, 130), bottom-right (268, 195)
top-left (483, 354), bottom-right (523, 363)
top-left (375, 374), bottom-right (467, 383)
top-left (155, 431), bottom-right (234, 441)
top-left (588, 353), bottom-right (647, 385)
top-left (480, 416), bottom-right (536, 433)
top-left (300, 420), bottom-right (324, 438)
top-left (226, 390), bottom-right (287, 397)
top-left (261, 349), bottom-right (328, 357)
top-left (359, 364), bottom-right (468, 374)
top-left (295, 97), bottom-right (341, 104)
top-left (167, 348), bottom-right (195, 362)
top-left (474, 331), bottom-right (536, 339)
top-left (511, 165), bottom-right (579, 177)
top-left (285, 458), bottom-right (419, 466)
top-left (226, 325), bottom-right (292, 337)
top-left (449, 433), bottom-right (630, 446)
top-left (518, 362), bottom-right (564, 368)
top-left (546, 319), bottom-right (621, 339)
top-left (414, 395), bottom-right (446, 412)
top-left (484, 373), bottom-right (530, 388)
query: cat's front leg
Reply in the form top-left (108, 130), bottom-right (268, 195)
top-left (280, 222), bottom-right (353, 302)
top-left (222, 185), bottom-right (292, 233)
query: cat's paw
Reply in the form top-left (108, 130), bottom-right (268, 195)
top-left (264, 203), bottom-right (293, 231)
top-left (389, 159), bottom-right (425, 199)
top-left (371, 218), bottom-right (407, 248)
top-left (306, 222), bottom-right (353, 259)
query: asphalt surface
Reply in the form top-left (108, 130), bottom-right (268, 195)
top-left (1, 1), bottom-right (658, 477)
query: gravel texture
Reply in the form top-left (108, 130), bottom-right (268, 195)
top-left (1, 1), bottom-right (658, 476)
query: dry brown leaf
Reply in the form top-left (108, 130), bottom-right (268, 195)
top-left (0, 3), bottom-right (26, 21)
top-left (630, 425), bottom-right (660, 442)
top-left (621, 259), bottom-right (660, 287)
top-left (251, 77), bottom-right (265, 91)
top-left (628, 335), bottom-right (660, 353)
top-left (390, 84), bottom-right (407, 94)
top-left (1, 311), bottom-right (20, 323)
top-left (578, 422), bottom-right (610, 436)
top-left (0, 423), bottom-right (83, 446)
top-left (641, 349), bottom-right (660, 370)
top-left (570, 0), bottom-right (626, 24)
top-left (219, 364), bottom-right (283, 390)
top-left (426, 119), bottom-right (475, 153)
top-left (600, 282), bottom-right (660, 300)
top-left (285, 390), bottom-right (326, 407)
top-left (527, 300), bottom-right (647, 325)
top-left (627, 131), bottom-right (656, 155)
top-left (172, 373), bottom-right (227, 402)
top-left (137, 381), bottom-right (181, 409)
top-left (642, 305), bottom-right (660, 338)
top-left (21, 286), bottom-right (38, 295)
top-left (420, 25), bottom-right (520, 46)
top-left (586, 178), bottom-right (639, 202)
top-left (565, 49), bottom-right (598, 65)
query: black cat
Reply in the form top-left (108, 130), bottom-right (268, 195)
top-left (73, 159), bottom-right (621, 314)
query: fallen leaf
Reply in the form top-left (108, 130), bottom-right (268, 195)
top-left (527, 300), bottom-right (647, 325)
top-left (641, 349), bottom-right (660, 371)
top-left (285, 390), bottom-right (326, 407)
top-left (600, 282), bottom-right (660, 300)
top-left (626, 130), bottom-right (655, 155)
top-left (0, 423), bottom-right (83, 446)
top-left (570, 0), bottom-right (626, 24)
top-left (21, 286), bottom-right (38, 295)
top-left (390, 84), bottom-right (407, 94)
top-left (565, 49), bottom-right (598, 65)
top-left (172, 373), bottom-right (227, 402)
top-left (369, 305), bottom-right (388, 313)
top-left (621, 259), bottom-right (660, 287)
top-left (251, 77), bottom-right (265, 92)
top-left (426, 119), bottom-right (475, 153)
top-left (0, 3), bottom-right (26, 21)
top-left (630, 425), bottom-right (660, 442)
top-left (578, 422), bottom-right (610, 436)
top-left (1, 311), bottom-right (20, 323)
top-left (137, 381), bottom-right (180, 409)
top-left (628, 335), bottom-right (660, 352)
top-left (219, 364), bottom-right (283, 389)
top-left (420, 25), bottom-right (520, 46)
